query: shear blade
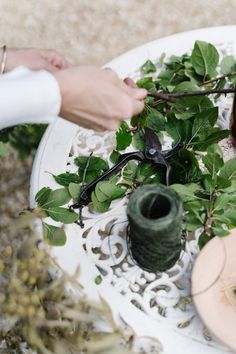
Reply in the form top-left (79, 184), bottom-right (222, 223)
top-left (144, 127), bottom-right (162, 152)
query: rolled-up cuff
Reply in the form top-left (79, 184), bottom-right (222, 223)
top-left (0, 66), bottom-right (61, 129)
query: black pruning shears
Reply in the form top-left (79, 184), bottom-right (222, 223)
top-left (71, 127), bottom-right (181, 209)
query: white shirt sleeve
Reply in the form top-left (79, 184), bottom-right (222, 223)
top-left (0, 66), bottom-right (61, 130)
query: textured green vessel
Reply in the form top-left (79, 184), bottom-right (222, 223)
top-left (127, 184), bottom-right (183, 273)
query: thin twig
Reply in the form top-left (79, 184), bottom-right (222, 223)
top-left (127, 125), bottom-right (140, 133)
top-left (199, 71), bottom-right (236, 86)
top-left (150, 99), bottom-right (165, 107)
top-left (148, 87), bottom-right (236, 102)
top-left (147, 92), bottom-right (177, 102)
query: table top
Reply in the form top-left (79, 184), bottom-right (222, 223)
top-left (30, 26), bottom-right (236, 354)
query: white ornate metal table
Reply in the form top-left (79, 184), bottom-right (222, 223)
top-left (30, 26), bottom-right (236, 354)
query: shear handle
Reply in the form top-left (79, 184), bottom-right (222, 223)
top-left (71, 151), bottom-right (145, 208)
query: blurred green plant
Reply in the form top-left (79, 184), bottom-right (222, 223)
top-left (0, 124), bottom-right (47, 159)
top-left (0, 213), bottom-right (148, 354)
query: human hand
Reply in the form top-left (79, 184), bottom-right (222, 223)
top-left (54, 66), bottom-right (147, 131)
top-left (5, 48), bottom-right (71, 73)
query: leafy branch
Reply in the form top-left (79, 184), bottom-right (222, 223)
top-left (34, 40), bottom-right (236, 249)
top-left (147, 87), bottom-right (236, 102)
top-left (172, 145), bottom-right (236, 248)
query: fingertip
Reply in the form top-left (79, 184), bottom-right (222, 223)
top-left (124, 77), bottom-right (137, 88)
top-left (135, 88), bottom-right (148, 100)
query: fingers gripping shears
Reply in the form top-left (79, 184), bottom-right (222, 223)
top-left (71, 127), bottom-right (181, 209)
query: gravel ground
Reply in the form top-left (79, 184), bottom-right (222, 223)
top-left (1, 0), bottom-right (236, 229)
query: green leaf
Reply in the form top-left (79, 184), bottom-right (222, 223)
top-left (203, 174), bottom-right (216, 193)
top-left (165, 115), bottom-right (181, 142)
top-left (122, 160), bottom-right (138, 181)
top-left (0, 141), bottom-right (9, 157)
top-left (212, 225), bottom-right (229, 237)
top-left (131, 110), bottom-right (147, 128)
top-left (176, 96), bottom-right (203, 108)
top-left (97, 181), bottom-right (126, 200)
top-left (79, 170), bottom-right (101, 184)
top-left (146, 109), bottom-right (165, 132)
top-left (203, 107), bottom-right (219, 127)
top-left (198, 96), bottom-right (214, 110)
top-left (54, 172), bottom-right (80, 186)
top-left (173, 81), bottom-right (199, 93)
top-left (94, 186), bottom-right (110, 203)
top-left (170, 149), bottom-right (202, 184)
top-left (165, 114), bottom-right (191, 144)
top-left (216, 175), bottom-right (231, 189)
top-left (68, 183), bottom-right (81, 201)
top-left (213, 211), bottom-right (231, 224)
top-left (214, 194), bottom-right (231, 212)
top-left (158, 69), bottom-right (175, 81)
top-left (159, 53), bottom-right (166, 65)
top-left (76, 155), bottom-right (108, 184)
top-left (171, 183), bottom-right (200, 202)
top-left (191, 108), bottom-right (218, 141)
top-left (109, 150), bottom-right (120, 164)
top-left (138, 162), bottom-right (156, 177)
top-left (231, 76), bottom-right (236, 85)
top-left (142, 173), bottom-right (164, 185)
top-left (47, 207), bottom-right (78, 223)
top-left (195, 129), bottom-right (230, 151)
top-left (173, 95), bottom-right (213, 120)
top-left (202, 152), bottom-right (223, 175)
top-left (191, 40), bottom-right (219, 77)
top-left (136, 77), bottom-right (156, 91)
top-left (222, 209), bottom-right (236, 227)
top-left (91, 191), bottom-right (111, 212)
top-left (191, 118), bottom-right (211, 143)
top-left (207, 144), bottom-right (223, 157)
top-left (35, 187), bottom-right (52, 207)
top-left (95, 275), bottom-right (103, 285)
top-left (141, 59), bottom-right (156, 74)
top-left (195, 189), bottom-right (211, 201)
top-left (220, 157), bottom-right (236, 181)
top-left (75, 156), bottom-right (108, 172)
top-left (185, 199), bottom-right (207, 217)
top-left (220, 55), bottom-right (236, 75)
top-left (174, 109), bottom-right (196, 120)
top-left (44, 188), bottom-right (71, 208)
top-left (198, 232), bottom-right (212, 249)
top-left (132, 131), bottom-right (145, 150)
top-left (221, 180), bottom-right (236, 193)
top-left (42, 223), bottom-right (67, 246)
top-left (185, 214), bottom-right (203, 232)
top-left (116, 121), bottom-right (132, 151)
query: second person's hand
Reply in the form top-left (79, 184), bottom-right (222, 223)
top-left (5, 48), bottom-right (71, 73)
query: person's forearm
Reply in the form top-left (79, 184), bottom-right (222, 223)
top-left (0, 66), bottom-right (61, 130)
